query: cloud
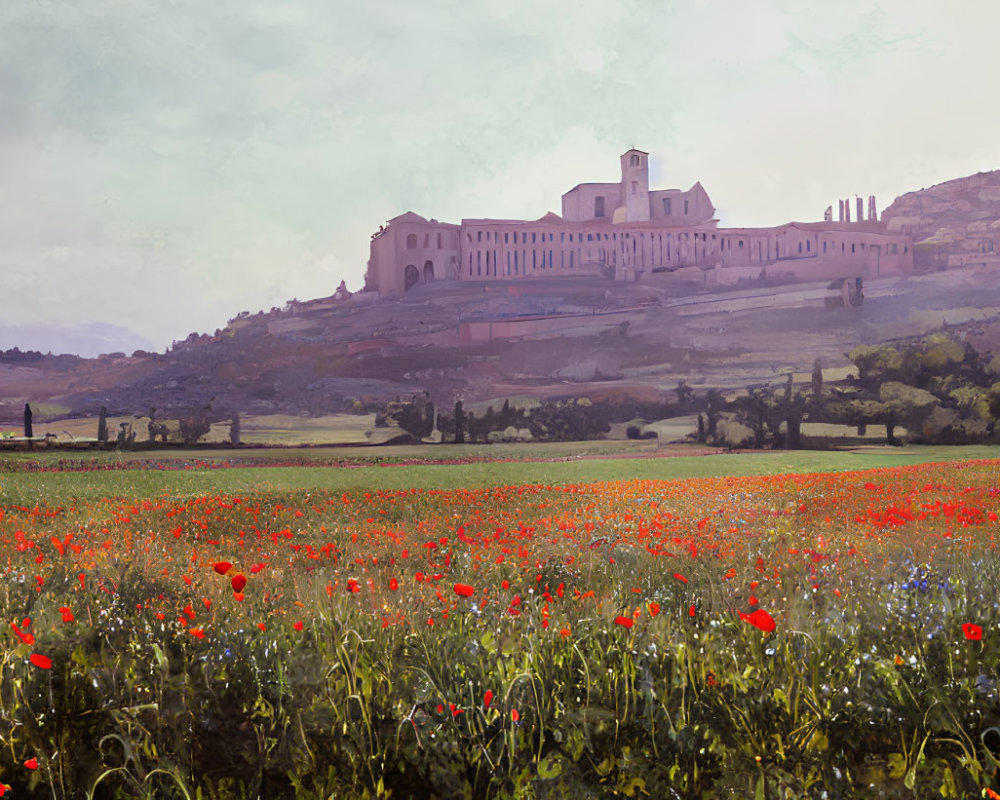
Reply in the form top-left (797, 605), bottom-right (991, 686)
top-left (0, 0), bottom-right (997, 354)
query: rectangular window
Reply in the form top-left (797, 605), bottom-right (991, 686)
top-left (662, 197), bottom-right (671, 215)
top-left (595, 196), bottom-right (605, 218)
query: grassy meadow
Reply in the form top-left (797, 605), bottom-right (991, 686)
top-left (0, 446), bottom-right (999, 797)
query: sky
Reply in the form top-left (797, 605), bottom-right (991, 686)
top-left (0, 0), bottom-right (995, 357)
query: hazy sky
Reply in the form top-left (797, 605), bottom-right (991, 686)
top-left (1, 0), bottom-right (995, 356)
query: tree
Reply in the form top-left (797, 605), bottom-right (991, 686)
top-left (147, 407), bottom-right (169, 443)
top-left (879, 382), bottom-right (939, 444)
top-left (810, 359), bottom-right (825, 417)
top-left (848, 344), bottom-right (908, 391)
top-left (453, 400), bottom-right (465, 444)
top-left (97, 406), bottom-right (108, 443)
top-left (675, 381), bottom-right (694, 413)
top-left (179, 405), bottom-right (213, 445)
top-left (732, 386), bottom-right (781, 449)
top-left (703, 389), bottom-right (725, 440)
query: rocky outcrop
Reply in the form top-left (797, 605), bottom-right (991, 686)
top-left (881, 171), bottom-right (1000, 269)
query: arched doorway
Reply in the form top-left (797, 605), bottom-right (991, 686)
top-left (404, 264), bottom-right (419, 291)
top-left (423, 260), bottom-right (434, 282)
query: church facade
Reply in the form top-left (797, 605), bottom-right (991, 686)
top-left (364, 149), bottom-right (913, 297)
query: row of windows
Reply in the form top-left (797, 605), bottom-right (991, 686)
top-left (470, 230), bottom-right (623, 245)
top-left (410, 226), bottom-right (909, 266)
top-left (405, 232), bottom-right (454, 249)
top-left (659, 198), bottom-right (689, 215)
top-left (466, 246), bottom-right (617, 277)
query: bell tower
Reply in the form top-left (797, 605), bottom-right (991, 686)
top-left (620, 148), bottom-right (650, 222)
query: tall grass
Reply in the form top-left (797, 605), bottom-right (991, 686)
top-left (0, 459), bottom-right (998, 796)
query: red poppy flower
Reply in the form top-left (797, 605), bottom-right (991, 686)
top-left (24, 758), bottom-right (38, 770)
top-left (740, 609), bottom-right (776, 633)
top-left (11, 622), bottom-right (34, 646)
top-left (257, 623), bottom-right (266, 632)
top-left (963, 623), bottom-right (983, 641)
top-left (614, 615), bottom-right (634, 629)
top-left (688, 604), bottom-right (697, 617)
top-left (29, 653), bottom-right (52, 670)
top-left (453, 583), bottom-right (474, 598)
top-left (648, 602), bottom-right (661, 617)
top-left (389, 578), bottom-right (399, 591)
top-left (189, 628), bottom-right (205, 638)
top-left (214, 561), bottom-right (232, 575)
top-left (511, 709), bottom-right (520, 723)
top-left (231, 574), bottom-right (247, 593)
top-left (484, 689), bottom-right (493, 709)
top-left (293, 621), bottom-right (304, 631)
top-left (673, 572), bottom-right (688, 583)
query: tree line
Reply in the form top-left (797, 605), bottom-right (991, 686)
top-left (386, 332), bottom-right (1000, 448)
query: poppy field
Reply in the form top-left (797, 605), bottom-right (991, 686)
top-left (2, 457), bottom-right (1000, 798)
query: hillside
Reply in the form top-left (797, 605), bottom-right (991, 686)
top-left (4, 265), bottom-right (1000, 432)
top-left (881, 170), bottom-right (1000, 270)
top-left (3, 166), bottom-right (1000, 431)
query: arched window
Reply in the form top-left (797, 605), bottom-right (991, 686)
top-left (404, 265), bottom-right (419, 291)
top-left (423, 260), bottom-right (434, 282)
top-left (406, 233), bottom-right (418, 249)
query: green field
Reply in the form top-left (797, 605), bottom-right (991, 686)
top-left (1, 443), bottom-right (997, 506)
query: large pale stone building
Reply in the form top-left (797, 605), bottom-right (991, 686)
top-left (364, 149), bottom-right (913, 297)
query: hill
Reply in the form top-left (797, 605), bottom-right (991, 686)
top-left (3, 169), bottom-right (1000, 434)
